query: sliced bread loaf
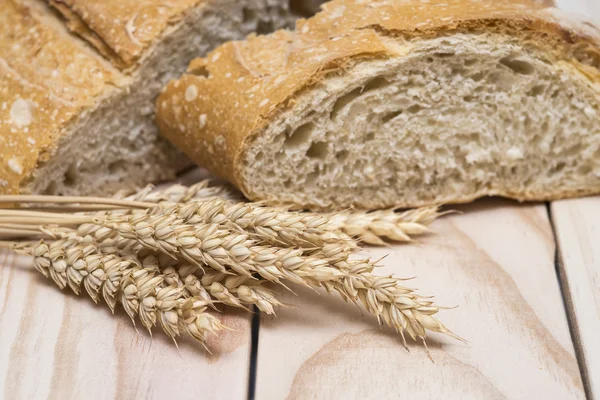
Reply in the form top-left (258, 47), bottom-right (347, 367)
top-left (156, 0), bottom-right (600, 210)
top-left (0, 0), bottom-right (312, 196)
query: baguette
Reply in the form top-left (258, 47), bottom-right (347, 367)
top-left (156, 0), bottom-right (600, 210)
top-left (0, 0), bottom-right (314, 196)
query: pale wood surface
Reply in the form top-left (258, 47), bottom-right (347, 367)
top-left (0, 250), bottom-right (252, 399)
top-left (255, 201), bottom-right (585, 399)
top-left (2, 1), bottom-right (600, 399)
top-left (552, 198), bottom-right (600, 399)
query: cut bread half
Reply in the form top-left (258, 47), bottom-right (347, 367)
top-left (0, 0), bottom-right (314, 196)
top-left (157, 0), bottom-right (600, 210)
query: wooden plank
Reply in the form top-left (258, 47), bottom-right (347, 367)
top-left (552, 198), bottom-right (600, 398)
top-left (254, 201), bottom-right (585, 399)
top-left (0, 250), bottom-right (252, 399)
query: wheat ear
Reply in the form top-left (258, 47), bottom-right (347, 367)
top-left (327, 206), bottom-right (444, 245)
top-left (9, 238), bottom-right (224, 345)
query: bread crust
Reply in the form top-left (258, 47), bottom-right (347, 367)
top-left (49, 0), bottom-right (204, 69)
top-left (1, 0), bottom-right (302, 196)
top-left (156, 0), bottom-right (600, 209)
top-left (0, 0), bottom-right (127, 195)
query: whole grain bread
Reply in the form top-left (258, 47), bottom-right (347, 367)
top-left (0, 0), bottom-right (315, 196)
top-left (156, 0), bottom-right (600, 210)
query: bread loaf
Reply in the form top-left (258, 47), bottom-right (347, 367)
top-left (0, 0), bottom-right (313, 196)
top-left (156, 0), bottom-right (600, 210)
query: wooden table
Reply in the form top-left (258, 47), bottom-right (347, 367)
top-left (1, 2), bottom-right (599, 399)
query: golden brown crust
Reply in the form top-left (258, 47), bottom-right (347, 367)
top-left (49, 0), bottom-right (204, 69)
top-left (156, 0), bottom-right (600, 207)
top-left (0, 0), bottom-right (126, 195)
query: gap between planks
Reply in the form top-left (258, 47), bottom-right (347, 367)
top-left (550, 198), bottom-right (600, 400)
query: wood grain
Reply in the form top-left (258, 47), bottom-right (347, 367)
top-left (255, 201), bottom-right (585, 399)
top-left (0, 241), bottom-right (252, 399)
top-left (552, 198), bottom-right (600, 399)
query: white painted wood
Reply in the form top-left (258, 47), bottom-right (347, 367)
top-left (255, 201), bottom-right (585, 399)
top-left (0, 245), bottom-right (251, 400)
top-left (552, 198), bottom-right (600, 399)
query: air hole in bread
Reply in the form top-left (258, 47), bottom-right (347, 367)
top-left (500, 57), bottom-right (535, 75)
top-left (331, 87), bottom-right (363, 119)
top-left (434, 52), bottom-right (456, 58)
top-left (285, 122), bottom-right (314, 150)
top-left (365, 132), bottom-right (375, 141)
top-left (471, 71), bottom-right (485, 82)
top-left (306, 141), bottom-right (328, 159)
top-left (288, 0), bottom-right (315, 17)
top-left (528, 84), bottom-right (546, 97)
top-left (541, 121), bottom-right (549, 132)
top-left (552, 162), bottom-right (566, 173)
top-left (306, 169), bottom-right (319, 185)
top-left (242, 8), bottom-right (257, 23)
top-left (63, 164), bottom-right (79, 187)
top-left (331, 78), bottom-right (389, 120)
top-left (255, 151), bottom-right (264, 161)
top-left (382, 110), bottom-right (403, 123)
top-left (46, 181), bottom-right (58, 195)
top-left (362, 77), bottom-right (389, 92)
top-left (336, 150), bottom-right (349, 162)
top-left (407, 104), bottom-right (422, 114)
top-left (451, 65), bottom-right (464, 75)
top-left (108, 160), bottom-right (126, 174)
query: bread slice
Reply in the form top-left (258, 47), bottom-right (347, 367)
top-left (156, 0), bottom-right (600, 210)
top-left (0, 0), bottom-right (312, 196)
